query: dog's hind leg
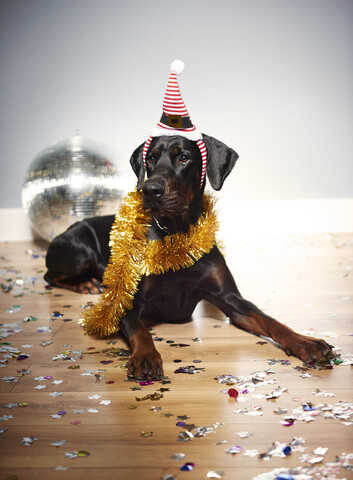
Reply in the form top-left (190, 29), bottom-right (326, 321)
top-left (44, 218), bottom-right (112, 293)
top-left (45, 232), bottom-right (104, 294)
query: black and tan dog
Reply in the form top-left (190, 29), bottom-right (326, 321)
top-left (45, 134), bottom-right (333, 379)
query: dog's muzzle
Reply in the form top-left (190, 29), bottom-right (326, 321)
top-left (142, 180), bottom-right (165, 200)
top-left (142, 179), bottom-right (187, 217)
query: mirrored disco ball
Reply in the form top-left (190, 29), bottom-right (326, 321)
top-left (22, 133), bottom-right (131, 242)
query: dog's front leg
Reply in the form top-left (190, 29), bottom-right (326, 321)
top-left (227, 298), bottom-right (333, 362)
top-left (204, 252), bottom-right (333, 363)
top-left (119, 311), bottom-right (164, 380)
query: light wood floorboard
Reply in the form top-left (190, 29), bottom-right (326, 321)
top-left (0, 233), bottom-right (352, 479)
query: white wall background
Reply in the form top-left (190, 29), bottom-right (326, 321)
top-left (0, 0), bottom-right (352, 209)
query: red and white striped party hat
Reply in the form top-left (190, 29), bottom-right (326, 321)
top-left (143, 60), bottom-right (207, 187)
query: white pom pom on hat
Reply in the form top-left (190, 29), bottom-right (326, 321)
top-left (170, 59), bottom-right (185, 75)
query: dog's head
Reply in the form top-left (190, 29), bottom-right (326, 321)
top-left (130, 134), bottom-right (239, 218)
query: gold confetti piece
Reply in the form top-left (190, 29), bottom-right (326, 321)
top-left (135, 392), bottom-right (163, 402)
top-left (67, 365), bottom-right (80, 370)
top-left (77, 450), bottom-right (90, 457)
top-left (141, 431), bottom-right (153, 437)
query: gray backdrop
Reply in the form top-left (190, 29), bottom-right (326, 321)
top-left (1, 0), bottom-right (352, 208)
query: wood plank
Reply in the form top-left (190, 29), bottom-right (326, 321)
top-left (1, 234), bottom-right (352, 479)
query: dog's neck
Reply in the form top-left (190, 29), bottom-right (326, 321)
top-left (148, 193), bottom-right (204, 240)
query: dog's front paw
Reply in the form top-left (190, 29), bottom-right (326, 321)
top-left (127, 348), bottom-right (164, 380)
top-left (283, 333), bottom-right (334, 363)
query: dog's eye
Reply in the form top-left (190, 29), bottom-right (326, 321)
top-left (180, 155), bottom-right (189, 164)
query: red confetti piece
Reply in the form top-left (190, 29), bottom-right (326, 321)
top-left (228, 388), bottom-right (239, 400)
top-left (70, 420), bottom-right (81, 425)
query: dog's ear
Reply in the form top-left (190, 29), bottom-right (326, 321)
top-left (202, 134), bottom-right (239, 191)
top-left (129, 142), bottom-right (146, 191)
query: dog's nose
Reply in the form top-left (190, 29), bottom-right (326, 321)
top-left (142, 181), bottom-right (165, 199)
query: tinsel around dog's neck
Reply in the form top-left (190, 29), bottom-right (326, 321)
top-left (83, 190), bottom-right (218, 337)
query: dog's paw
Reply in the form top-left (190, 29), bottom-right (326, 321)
top-left (127, 349), bottom-right (164, 380)
top-left (74, 279), bottom-right (104, 294)
top-left (283, 333), bottom-right (334, 363)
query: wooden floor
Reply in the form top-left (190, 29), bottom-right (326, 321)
top-left (0, 233), bottom-right (352, 480)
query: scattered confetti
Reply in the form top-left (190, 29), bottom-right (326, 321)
top-left (37, 326), bottom-right (52, 333)
top-left (227, 388), bottom-right (238, 399)
top-left (150, 406), bottom-right (162, 412)
top-left (6, 305), bottom-right (22, 314)
top-left (280, 419), bottom-right (295, 427)
top-left (266, 386), bottom-right (287, 399)
top-left (312, 388), bottom-right (335, 397)
top-left (233, 406), bottom-right (263, 416)
top-left (135, 392), bottom-right (163, 401)
top-left (267, 358), bottom-right (291, 366)
top-left (225, 445), bottom-right (242, 454)
top-left (24, 315), bottom-right (37, 322)
top-left (170, 453), bottom-right (185, 461)
top-left (206, 471), bottom-right (224, 479)
top-left (21, 435), bottom-right (38, 446)
top-left (243, 449), bottom-right (260, 458)
top-left (0, 414), bottom-right (14, 422)
top-left (50, 440), bottom-right (67, 447)
top-left (64, 452), bottom-right (77, 459)
top-left (77, 450), bottom-right (90, 457)
top-left (174, 365), bottom-right (205, 374)
top-left (139, 380), bottom-right (154, 385)
top-left (65, 450), bottom-right (90, 459)
top-left (1, 235), bottom-right (353, 479)
top-left (237, 431), bottom-right (253, 438)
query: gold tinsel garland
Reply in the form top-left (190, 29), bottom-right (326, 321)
top-left (83, 190), bottom-right (218, 337)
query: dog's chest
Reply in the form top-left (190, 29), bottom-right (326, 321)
top-left (137, 266), bottom-right (204, 320)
